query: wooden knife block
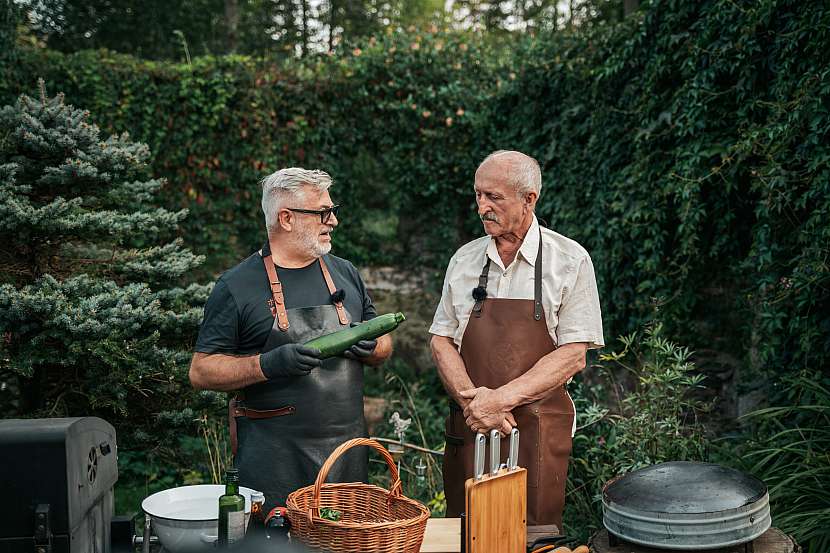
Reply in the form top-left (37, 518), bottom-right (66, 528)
top-left (464, 467), bottom-right (527, 553)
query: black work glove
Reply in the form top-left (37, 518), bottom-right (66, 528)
top-left (259, 343), bottom-right (322, 379)
top-left (343, 322), bottom-right (378, 360)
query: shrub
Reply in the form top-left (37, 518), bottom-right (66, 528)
top-left (566, 324), bottom-right (711, 542)
top-left (485, 0), bottom-right (830, 389)
top-left (0, 83), bottom-right (222, 476)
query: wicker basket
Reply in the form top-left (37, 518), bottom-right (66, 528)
top-left (286, 437), bottom-right (430, 553)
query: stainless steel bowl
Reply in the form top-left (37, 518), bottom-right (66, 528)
top-left (602, 461), bottom-right (771, 550)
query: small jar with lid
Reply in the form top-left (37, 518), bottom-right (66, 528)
top-left (247, 491), bottom-right (267, 538)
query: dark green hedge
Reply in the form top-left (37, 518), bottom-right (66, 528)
top-left (484, 0), bottom-right (830, 384)
top-left (3, 0), bottom-right (828, 388)
top-left (4, 31), bottom-right (504, 277)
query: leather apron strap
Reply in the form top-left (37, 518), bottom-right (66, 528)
top-left (230, 399), bottom-right (296, 456)
top-left (318, 258), bottom-right (349, 326)
top-left (259, 241), bottom-right (350, 331)
top-left (262, 251), bottom-right (289, 331)
top-left (473, 231), bottom-right (543, 321)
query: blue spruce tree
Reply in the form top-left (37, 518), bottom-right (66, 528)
top-left (0, 83), bottom-right (224, 466)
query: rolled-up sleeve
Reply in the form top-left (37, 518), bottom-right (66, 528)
top-left (555, 255), bottom-right (604, 349)
top-left (429, 257), bottom-right (459, 338)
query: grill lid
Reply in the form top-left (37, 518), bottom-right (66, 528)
top-left (602, 461), bottom-right (771, 550)
top-left (0, 417), bottom-right (118, 539)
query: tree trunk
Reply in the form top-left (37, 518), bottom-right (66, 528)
top-left (624, 0), bottom-right (640, 16)
top-left (225, 0), bottom-right (239, 53)
top-left (328, 0), bottom-right (336, 52)
top-left (1, 0), bottom-right (17, 64)
top-left (299, 0), bottom-right (309, 57)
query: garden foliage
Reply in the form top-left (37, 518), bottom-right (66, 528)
top-left (487, 0), bottom-right (830, 387)
top-left (0, 0), bottom-right (828, 547)
top-left (0, 84), bottom-right (221, 458)
top-left (3, 30), bottom-right (503, 275)
top-left (734, 374), bottom-right (830, 553)
top-left (3, 0), bottom-right (827, 390)
top-left (566, 324), bottom-right (710, 542)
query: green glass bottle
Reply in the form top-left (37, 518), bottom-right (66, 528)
top-left (218, 469), bottom-right (246, 547)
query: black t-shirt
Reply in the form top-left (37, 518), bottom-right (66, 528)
top-left (195, 251), bottom-right (377, 355)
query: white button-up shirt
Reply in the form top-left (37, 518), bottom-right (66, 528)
top-left (430, 215), bottom-right (604, 351)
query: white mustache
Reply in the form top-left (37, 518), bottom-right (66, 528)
top-left (480, 212), bottom-right (498, 223)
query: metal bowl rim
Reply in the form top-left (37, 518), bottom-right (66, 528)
top-left (602, 461), bottom-right (768, 512)
top-left (604, 517), bottom-right (772, 551)
top-left (602, 490), bottom-right (770, 517)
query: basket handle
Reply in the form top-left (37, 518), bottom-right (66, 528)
top-left (308, 438), bottom-right (403, 523)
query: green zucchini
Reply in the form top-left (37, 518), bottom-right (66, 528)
top-left (303, 312), bottom-right (406, 359)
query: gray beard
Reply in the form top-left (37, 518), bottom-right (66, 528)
top-left (312, 240), bottom-right (331, 257)
top-left (295, 221), bottom-right (332, 257)
top-left (298, 233), bottom-right (330, 257)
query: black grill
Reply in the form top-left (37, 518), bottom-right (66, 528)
top-left (0, 417), bottom-right (118, 553)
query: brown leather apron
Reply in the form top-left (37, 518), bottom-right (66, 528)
top-left (442, 229), bottom-right (574, 532)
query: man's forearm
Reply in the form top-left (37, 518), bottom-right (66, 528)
top-left (364, 334), bottom-right (392, 366)
top-left (430, 335), bottom-right (475, 407)
top-left (498, 342), bottom-right (588, 411)
top-left (189, 352), bottom-right (267, 392)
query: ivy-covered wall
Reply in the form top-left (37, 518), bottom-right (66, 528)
top-left (5, 31), bottom-right (503, 277)
top-left (3, 0), bottom-right (828, 398)
top-left (484, 0), bottom-right (830, 395)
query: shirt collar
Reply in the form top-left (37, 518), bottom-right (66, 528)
top-left (485, 214), bottom-right (541, 271)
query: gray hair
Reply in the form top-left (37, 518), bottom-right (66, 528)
top-left (261, 168), bottom-right (333, 231)
top-left (479, 150), bottom-right (542, 197)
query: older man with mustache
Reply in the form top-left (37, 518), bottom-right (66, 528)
top-left (430, 151), bottom-right (604, 541)
top-left (190, 168), bottom-right (392, 511)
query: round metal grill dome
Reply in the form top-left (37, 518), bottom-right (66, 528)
top-left (602, 461), bottom-right (771, 550)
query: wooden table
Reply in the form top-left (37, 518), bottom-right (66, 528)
top-left (421, 523), bottom-right (800, 553)
top-left (420, 518), bottom-right (461, 553)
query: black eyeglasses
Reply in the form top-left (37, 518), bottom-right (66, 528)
top-left (286, 204), bottom-right (340, 224)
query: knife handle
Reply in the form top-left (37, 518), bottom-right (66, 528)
top-left (473, 432), bottom-right (486, 480)
top-left (508, 427), bottom-right (520, 469)
top-left (489, 429), bottom-right (501, 475)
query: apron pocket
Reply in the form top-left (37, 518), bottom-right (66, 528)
top-left (513, 407), bottom-right (541, 488)
top-left (539, 411), bottom-right (574, 462)
top-left (534, 410), bottom-right (573, 527)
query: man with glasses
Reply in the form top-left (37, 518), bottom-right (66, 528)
top-left (189, 168), bottom-right (391, 511)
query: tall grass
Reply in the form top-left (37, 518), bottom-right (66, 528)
top-left (735, 373), bottom-right (830, 553)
